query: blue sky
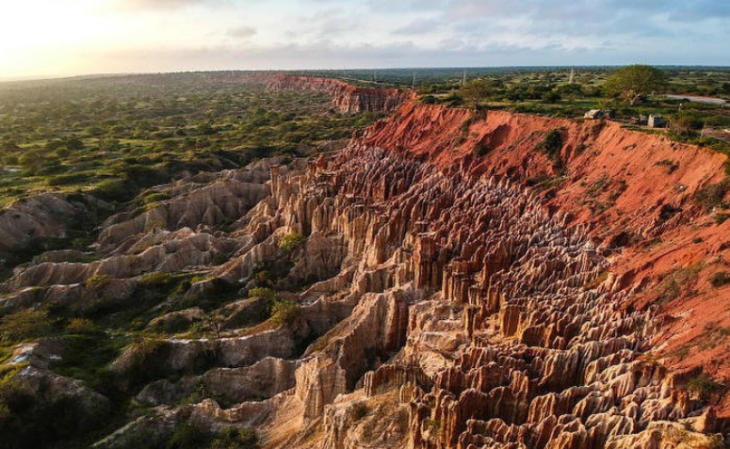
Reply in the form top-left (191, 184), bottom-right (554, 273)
top-left (1, 0), bottom-right (729, 78)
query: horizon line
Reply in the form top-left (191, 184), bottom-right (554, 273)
top-left (3, 64), bottom-right (730, 84)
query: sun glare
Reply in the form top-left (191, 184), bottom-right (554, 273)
top-left (0, 1), bottom-right (112, 77)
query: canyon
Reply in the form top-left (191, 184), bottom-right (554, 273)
top-left (0, 79), bottom-right (728, 449)
top-left (206, 72), bottom-right (412, 113)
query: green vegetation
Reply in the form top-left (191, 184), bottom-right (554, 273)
top-left (308, 66), bottom-right (730, 158)
top-left (349, 403), bottom-right (369, 421)
top-left (460, 79), bottom-right (497, 110)
top-left (1, 68), bottom-right (730, 449)
top-left (656, 264), bottom-right (703, 305)
top-left (0, 73), bottom-right (383, 210)
top-left (709, 271), bottom-right (730, 288)
top-left (209, 427), bottom-right (259, 449)
top-left (695, 179), bottom-right (729, 210)
top-left (604, 65), bottom-right (668, 106)
top-left (165, 422), bottom-right (259, 449)
top-left (538, 129), bottom-right (564, 161)
top-left (0, 309), bottom-right (52, 342)
top-left (686, 372), bottom-right (723, 402)
top-left (167, 422), bottom-right (208, 449)
top-left (270, 299), bottom-right (301, 326)
top-left (278, 232), bottom-right (307, 254)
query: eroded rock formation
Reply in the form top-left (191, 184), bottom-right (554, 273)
top-left (267, 75), bottom-right (412, 113)
top-left (1, 96), bottom-right (728, 449)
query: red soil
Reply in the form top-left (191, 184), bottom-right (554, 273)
top-left (357, 102), bottom-right (730, 415)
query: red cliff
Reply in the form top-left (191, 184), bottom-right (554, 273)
top-left (267, 74), bottom-right (413, 113)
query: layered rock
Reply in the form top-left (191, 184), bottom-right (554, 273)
top-left (0, 193), bottom-right (100, 253)
top-left (267, 75), bottom-right (412, 113)
top-left (3, 92), bottom-right (728, 448)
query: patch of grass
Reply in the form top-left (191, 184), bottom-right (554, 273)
top-left (656, 264), bottom-right (702, 305)
top-left (50, 333), bottom-right (127, 398)
top-left (686, 372), bottom-right (723, 402)
top-left (586, 175), bottom-right (610, 198)
top-left (526, 174), bottom-right (563, 193)
top-left (270, 299), bottom-right (301, 326)
top-left (425, 419), bottom-right (441, 437)
top-left (179, 382), bottom-right (234, 409)
top-left (210, 427), bottom-right (259, 449)
top-left (85, 274), bottom-right (113, 290)
top-left (714, 212), bottom-right (730, 225)
top-left (0, 309), bottom-right (53, 343)
top-left (710, 271), bottom-right (730, 287)
top-left (535, 128), bottom-right (564, 162)
top-left (350, 403), bottom-right (369, 421)
top-left (166, 422), bottom-right (207, 449)
top-left (655, 159), bottom-right (679, 174)
top-left (695, 180), bottom-right (729, 211)
top-left (278, 232), bottom-right (306, 254)
top-left (584, 270), bottom-right (610, 290)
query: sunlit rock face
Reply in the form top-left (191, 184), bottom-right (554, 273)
top-left (267, 75), bottom-right (412, 113)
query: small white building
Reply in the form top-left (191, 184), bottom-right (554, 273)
top-left (648, 114), bottom-right (666, 128)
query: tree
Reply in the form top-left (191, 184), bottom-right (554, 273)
top-left (604, 65), bottom-right (667, 106)
top-left (460, 79), bottom-right (494, 110)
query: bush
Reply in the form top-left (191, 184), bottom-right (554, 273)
top-left (270, 299), bottom-right (300, 326)
top-left (65, 318), bottom-right (98, 334)
top-left (709, 271), bottom-right (730, 288)
top-left (166, 422), bottom-right (207, 449)
top-left (695, 180), bottom-right (729, 210)
top-left (279, 233), bottom-right (306, 254)
top-left (94, 179), bottom-right (128, 203)
top-left (0, 309), bottom-right (52, 342)
top-left (535, 129), bottom-right (564, 163)
top-left (210, 427), bottom-right (259, 449)
top-left (687, 372), bottom-right (723, 402)
top-left (85, 274), bottom-right (113, 290)
top-left (248, 287), bottom-right (277, 302)
top-left (349, 403), bottom-right (369, 421)
top-left (138, 271), bottom-right (176, 290)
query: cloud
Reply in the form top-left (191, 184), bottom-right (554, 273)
top-left (393, 18), bottom-right (442, 35)
top-left (7, 0), bottom-right (730, 78)
top-left (113, 0), bottom-right (227, 11)
top-left (227, 25), bottom-right (256, 38)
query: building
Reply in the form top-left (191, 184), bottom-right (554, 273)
top-left (648, 114), bottom-right (666, 128)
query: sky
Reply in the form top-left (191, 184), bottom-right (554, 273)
top-left (1, 0), bottom-right (729, 79)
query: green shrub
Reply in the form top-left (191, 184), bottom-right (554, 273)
top-left (0, 309), bottom-right (52, 342)
top-left (710, 271), bottom-right (730, 288)
top-left (210, 427), bottom-right (259, 449)
top-left (425, 419), bottom-right (441, 436)
top-left (714, 212), bottom-right (730, 225)
top-left (349, 403), bottom-right (369, 421)
top-left (248, 287), bottom-right (277, 302)
top-left (94, 178), bottom-right (129, 203)
top-left (166, 422), bottom-right (206, 449)
top-left (138, 271), bottom-right (176, 290)
top-left (85, 274), bottom-right (113, 289)
top-left (535, 129), bottom-right (564, 162)
top-left (270, 299), bottom-right (300, 326)
top-left (143, 192), bottom-right (171, 205)
top-left (279, 233), bottom-right (306, 254)
top-left (687, 372), bottom-right (723, 402)
top-left (695, 180), bottom-right (729, 210)
top-left (65, 318), bottom-right (98, 334)
top-left (46, 173), bottom-right (91, 187)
